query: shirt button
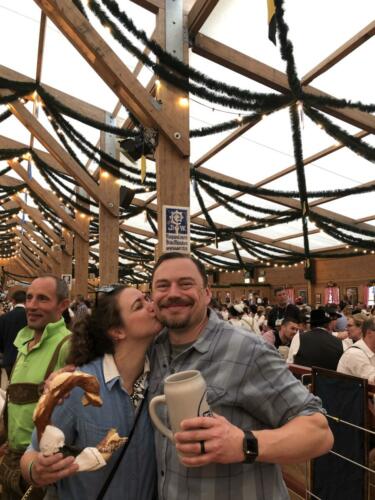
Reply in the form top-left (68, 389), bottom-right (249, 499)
top-left (161, 471), bottom-right (165, 477)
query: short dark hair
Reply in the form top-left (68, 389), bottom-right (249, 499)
top-left (274, 287), bottom-right (285, 295)
top-left (362, 317), bottom-right (375, 337)
top-left (11, 290), bottom-right (26, 304)
top-left (67, 285), bottom-right (127, 365)
top-left (281, 317), bottom-right (299, 327)
top-left (152, 252), bottom-right (208, 287)
top-left (34, 274), bottom-right (69, 302)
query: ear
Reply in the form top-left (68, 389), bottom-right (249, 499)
top-left (204, 286), bottom-right (212, 306)
top-left (108, 326), bottom-right (127, 342)
top-left (59, 298), bottom-right (70, 313)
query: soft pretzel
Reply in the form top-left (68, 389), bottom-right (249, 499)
top-left (33, 372), bottom-right (128, 463)
top-left (33, 371), bottom-right (102, 442)
top-left (96, 428), bottom-right (128, 461)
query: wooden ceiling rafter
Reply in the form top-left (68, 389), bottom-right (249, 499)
top-left (6, 159), bottom-right (88, 240)
top-left (34, 0), bottom-right (189, 156)
top-left (1, 94), bottom-right (116, 215)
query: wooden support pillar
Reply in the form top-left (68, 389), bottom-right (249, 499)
top-left (73, 218), bottom-right (89, 297)
top-left (99, 115), bottom-right (119, 285)
top-left (61, 228), bottom-right (73, 275)
top-left (50, 245), bottom-right (62, 276)
top-left (155, 1), bottom-right (190, 257)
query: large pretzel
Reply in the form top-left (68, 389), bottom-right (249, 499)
top-left (33, 372), bottom-right (127, 461)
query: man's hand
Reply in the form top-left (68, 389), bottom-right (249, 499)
top-left (174, 414), bottom-right (244, 467)
top-left (31, 452), bottom-right (79, 486)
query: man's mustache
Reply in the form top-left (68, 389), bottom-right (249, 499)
top-left (160, 298), bottom-right (193, 308)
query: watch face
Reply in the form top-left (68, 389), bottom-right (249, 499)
top-left (243, 431), bottom-right (258, 463)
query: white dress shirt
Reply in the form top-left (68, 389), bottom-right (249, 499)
top-left (337, 339), bottom-right (375, 383)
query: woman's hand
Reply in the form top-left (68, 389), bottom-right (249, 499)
top-left (30, 452), bottom-right (79, 486)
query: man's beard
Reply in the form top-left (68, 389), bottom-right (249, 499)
top-left (159, 315), bottom-right (190, 330)
top-left (157, 298), bottom-right (193, 330)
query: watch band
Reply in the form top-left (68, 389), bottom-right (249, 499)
top-left (242, 430), bottom-right (258, 463)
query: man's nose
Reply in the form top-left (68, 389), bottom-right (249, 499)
top-left (26, 298), bottom-right (37, 309)
top-left (167, 282), bottom-right (182, 295)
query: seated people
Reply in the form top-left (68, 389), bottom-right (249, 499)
top-left (337, 316), bottom-right (375, 383)
top-left (288, 309), bottom-right (343, 370)
top-left (262, 317), bottom-right (299, 348)
top-left (21, 286), bottom-right (161, 500)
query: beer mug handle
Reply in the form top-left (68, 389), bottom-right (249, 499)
top-left (148, 395), bottom-right (174, 442)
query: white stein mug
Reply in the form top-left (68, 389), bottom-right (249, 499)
top-left (149, 370), bottom-right (212, 442)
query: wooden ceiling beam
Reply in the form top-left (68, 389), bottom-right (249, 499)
top-left (193, 117), bottom-right (261, 168)
top-left (34, 0), bottom-right (189, 156)
top-left (129, 0), bottom-right (161, 13)
top-left (14, 219), bottom-right (59, 263)
top-left (18, 231), bottom-right (51, 270)
top-left (7, 159), bottom-right (88, 240)
top-left (0, 134), bottom-right (68, 175)
top-left (188, 0), bottom-right (220, 38)
top-left (13, 256), bottom-right (36, 278)
top-left (2, 96), bottom-right (116, 215)
top-left (255, 131), bottom-right (369, 188)
top-left (0, 65), bottom-right (107, 123)
top-left (11, 195), bottom-right (60, 244)
top-left (195, 165), bottom-right (375, 234)
top-left (192, 34), bottom-right (375, 134)
top-left (301, 21), bottom-right (375, 85)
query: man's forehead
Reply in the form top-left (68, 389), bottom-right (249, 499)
top-left (153, 258), bottom-right (204, 284)
top-left (28, 277), bottom-right (56, 294)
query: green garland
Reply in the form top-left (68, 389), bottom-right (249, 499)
top-left (304, 105), bottom-right (375, 163)
top-left (194, 167), bottom-right (375, 199)
top-left (42, 102), bottom-right (157, 187)
top-left (87, 0), bottom-right (288, 112)
top-left (0, 109), bottom-right (11, 124)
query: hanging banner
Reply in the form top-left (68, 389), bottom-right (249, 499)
top-left (61, 274), bottom-right (72, 290)
top-left (162, 205), bottom-right (190, 253)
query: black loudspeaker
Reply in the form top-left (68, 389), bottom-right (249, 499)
top-left (120, 186), bottom-right (136, 209)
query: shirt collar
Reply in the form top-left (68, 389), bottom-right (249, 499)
top-left (14, 318), bottom-right (66, 352)
top-left (154, 309), bottom-right (220, 355)
top-left (102, 353), bottom-right (151, 390)
top-left (13, 304), bottom-right (25, 309)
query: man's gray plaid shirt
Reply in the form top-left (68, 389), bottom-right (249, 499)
top-left (149, 310), bottom-right (324, 500)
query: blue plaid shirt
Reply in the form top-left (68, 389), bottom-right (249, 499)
top-left (149, 310), bottom-right (324, 500)
top-left (31, 355), bottom-right (156, 500)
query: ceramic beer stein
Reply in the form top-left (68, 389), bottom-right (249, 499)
top-left (149, 370), bottom-right (212, 442)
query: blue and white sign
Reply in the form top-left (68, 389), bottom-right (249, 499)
top-left (163, 205), bottom-right (190, 253)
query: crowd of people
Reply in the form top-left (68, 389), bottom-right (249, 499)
top-left (210, 288), bottom-right (375, 381)
top-left (0, 253), bottom-right (371, 499)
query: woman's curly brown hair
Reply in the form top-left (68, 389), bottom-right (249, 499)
top-left (66, 286), bottom-right (128, 366)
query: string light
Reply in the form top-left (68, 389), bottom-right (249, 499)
top-left (179, 97), bottom-right (189, 108)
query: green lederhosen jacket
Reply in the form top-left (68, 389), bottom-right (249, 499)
top-left (8, 318), bottom-right (71, 450)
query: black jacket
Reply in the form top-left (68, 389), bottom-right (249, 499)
top-left (294, 327), bottom-right (343, 370)
top-left (0, 306), bottom-right (27, 370)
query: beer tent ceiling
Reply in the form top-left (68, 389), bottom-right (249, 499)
top-left (0, 0), bottom-right (374, 281)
